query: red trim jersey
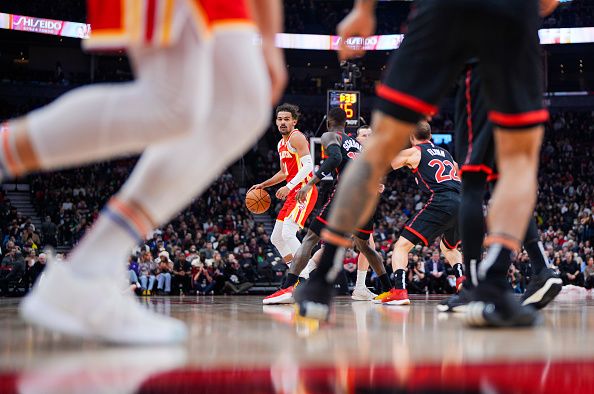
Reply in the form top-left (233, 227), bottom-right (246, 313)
top-left (276, 130), bottom-right (318, 228)
top-left (84, 0), bottom-right (253, 51)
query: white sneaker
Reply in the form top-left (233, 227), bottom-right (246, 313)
top-left (351, 286), bottom-right (377, 301)
top-left (19, 260), bottom-right (188, 345)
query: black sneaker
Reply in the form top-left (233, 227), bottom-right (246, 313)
top-left (521, 268), bottom-right (563, 309)
top-left (437, 288), bottom-right (473, 313)
top-left (293, 280), bottom-right (334, 321)
top-left (465, 283), bottom-right (542, 328)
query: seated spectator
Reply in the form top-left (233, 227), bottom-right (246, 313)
top-left (408, 257), bottom-right (427, 294)
top-left (128, 256), bottom-right (141, 292)
top-left (223, 257), bottom-right (254, 294)
top-left (560, 252), bottom-right (584, 286)
top-left (193, 261), bottom-right (215, 295)
top-left (138, 251), bottom-right (157, 295)
top-left (583, 257), bottom-right (594, 290)
top-left (172, 253), bottom-right (192, 295)
top-left (0, 243), bottom-right (26, 295)
top-left (343, 249), bottom-right (358, 286)
top-left (156, 251), bottom-right (173, 295)
top-left (425, 251), bottom-right (447, 294)
top-left (27, 252), bottom-right (46, 287)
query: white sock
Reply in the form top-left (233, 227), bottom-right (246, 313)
top-left (68, 214), bottom-right (139, 279)
top-left (300, 259), bottom-right (317, 279)
top-left (355, 270), bottom-right (368, 288)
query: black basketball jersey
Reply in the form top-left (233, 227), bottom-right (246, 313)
top-left (334, 132), bottom-right (362, 182)
top-left (412, 141), bottom-right (461, 196)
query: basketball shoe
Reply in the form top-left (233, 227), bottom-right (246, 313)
top-left (465, 283), bottom-right (542, 328)
top-left (521, 268), bottom-right (562, 309)
top-left (293, 280), bottom-right (333, 321)
top-left (263, 281), bottom-right (299, 305)
top-left (456, 275), bottom-right (466, 293)
top-left (20, 259), bottom-right (188, 344)
top-left (351, 286), bottom-right (377, 301)
top-left (372, 290), bottom-right (393, 304)
top-left (437, 288), bottom-right (473, 313)
top-left (381, 288), bottom-right (411, 306)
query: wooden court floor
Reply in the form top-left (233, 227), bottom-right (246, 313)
top-left (0, 293), bottom-right (593, 393)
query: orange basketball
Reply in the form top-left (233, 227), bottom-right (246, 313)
top-left (246, 189), bottom-right (271, 214)
top-left (540, 0), bottom-right (559, 17)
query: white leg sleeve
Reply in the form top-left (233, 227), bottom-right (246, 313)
top-left (281, 220), bottom-right (301, 257)
top-left (27, 22), bottom-right (211, 170)
top-left (300, 259), bottom-right (317, 279)
top-left (271, 220), bottom-right (291, 259)
top-left (117, 29), bottom-right (270, 226)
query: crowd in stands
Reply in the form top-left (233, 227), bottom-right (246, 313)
top-left (0, 105), bottom-right (592, 297)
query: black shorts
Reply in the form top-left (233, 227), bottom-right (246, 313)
top-left (310, 189), bottom-right (374, 241)
top-left (454, 62), bottom-right (498, 180)
top-left (376, 0), bottom-right (548, 129)
top-left (401, 193), bottom-right (460, 248)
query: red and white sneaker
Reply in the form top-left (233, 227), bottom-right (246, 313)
top-left (263, 286), bottom-right (295, 305)
top-left (456, 275), bottom-right (466, 293)
top-left (381, 288), bottom-right (411, 306)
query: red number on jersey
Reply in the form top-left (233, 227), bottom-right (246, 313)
top-left (347, 151), bottom-right (360, 160)
top-left (428, 159), bottom-right (460, 183)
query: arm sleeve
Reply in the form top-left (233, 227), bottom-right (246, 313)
top-left (286, 155), bottom-right (314, 190)
top-left (315, 144), bottom-right (342, 180)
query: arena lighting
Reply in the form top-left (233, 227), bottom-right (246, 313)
top-left (1, 12), bottom-right (593, 48)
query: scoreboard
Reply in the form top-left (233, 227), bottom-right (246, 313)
top-left (327, 90), bottom-right (360, 128)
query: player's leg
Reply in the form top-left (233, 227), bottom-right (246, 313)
top-left (281, 219), bottom-right (302, 262)
top-left (380, 236), bottom-right (414, 305)
top-left (351, 236), bottom-right (378, 300)
top-left (459, 172), bottom-right (488, 288)
top-left (1, 23), bottom-right (208, 179)
top-left (20, 27), bottom-right (271, 342)
top-left (521, 218), bottom-right (562, 309)
top-left (464, 0), bottom-right (549, 327)
top-left (271, 220), bottom-right (293, 264)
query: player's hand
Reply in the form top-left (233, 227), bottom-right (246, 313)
top-left (276, 186), bottom-right (291, 200)
top-left (262, 38), bottom-right (288, 105)
top-left (378, 183), bottom-right (385, 194)
top-left (337, 5), bottom-right (376, 61)
top-left (248, 183), bottom-right (264, 193)
top-left (296, 184), bottom-right (312, 203)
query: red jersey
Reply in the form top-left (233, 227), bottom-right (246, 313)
top-left (85, 0), bottom-right (253, 51)
top-left (277, 129), bottom-right (313, 192)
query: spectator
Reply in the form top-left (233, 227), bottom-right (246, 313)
top-left (172, 253), bottom-right (192, 295)
top-left (0, 243), bottom-right (25, 295)
top-left (408, 256), bottom-right (427, 294)
top-left (560, 251), bottom-right (584, 286)
top-left (40, 216), bottom-right (58, 248)
top-left (193, 261), bottom-right (215, 295)
top-left (27, 252), bottom-right (46, 287)
top-left (223, 257), bottom-right (254, 294)
top-left (583, 257), bottom-right (594, 289)
top-left (343, 249), bottom-right (358, 286)
top-left (425, 251), bottom-right (447, 294)
top-left (156, 251), bottom-right (173, 295)
top-left (138, 251), bottom-right (157, 295)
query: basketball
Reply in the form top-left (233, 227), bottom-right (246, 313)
top-left (245, 188), bottom-right (271, 214)
top-left (540, 0), bottom-right (559, 16)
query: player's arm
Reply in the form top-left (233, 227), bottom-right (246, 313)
top-left (296, 132), bottom-right (342, 203)
top-left (248, 160), bottom-right (286, 192)
top-left (249, 0), bottom-right (287, 104)
top-left (391, 147), bottom-right (420, 171)
top-left (277, 133), bottom-right (313, 199)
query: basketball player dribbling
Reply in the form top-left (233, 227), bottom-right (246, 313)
top-left (263, 108), bottom-right (392, 305)
top-left (296, 0), bottom-right (549, 328)
top-left (249, 104), bottom-right (318, 285)
top-left (4, 0), bottom-right (287, 344)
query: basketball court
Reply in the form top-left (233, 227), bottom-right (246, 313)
top-left (0, 295), bottom-right (593, 393)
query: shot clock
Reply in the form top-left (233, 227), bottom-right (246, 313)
top-left (327, 90), bottom-right (360, 128)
